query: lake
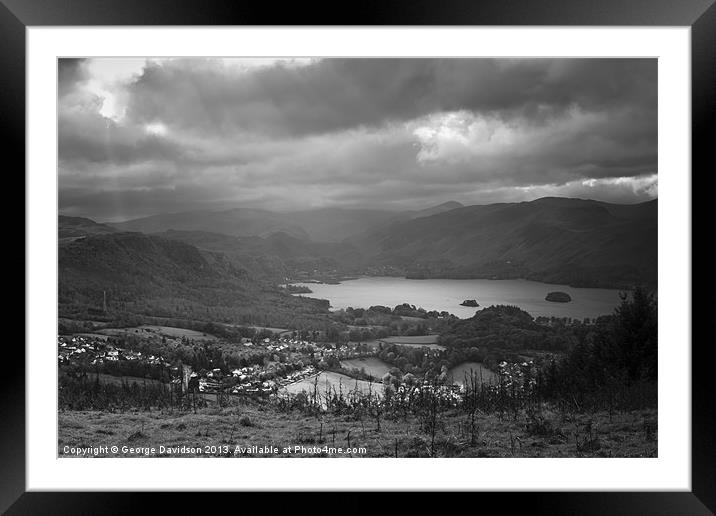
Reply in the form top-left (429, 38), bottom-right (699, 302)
top-left (340, 357), bottom-right (392, 379)
top-left (291, 276), bottom-right (623, 319)
top-left (283, 371), bottom-right (380, 398)
top-left (447, 362), bottom-right (498, 386)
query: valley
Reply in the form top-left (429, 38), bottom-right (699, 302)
top-left (73, 196), bottom-right (657, 290)
top-left (57, 197), bottom-right (658, 459)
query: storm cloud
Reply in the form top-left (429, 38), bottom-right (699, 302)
top-left (58, 58), bottom-right (657, 221)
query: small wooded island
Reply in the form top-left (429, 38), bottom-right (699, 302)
top-left (460, 299), bottom-right (480, 307)
top-left (545, 291), bottom-right (572, 303)
top-left (286, 285), bottom-right (313, 294)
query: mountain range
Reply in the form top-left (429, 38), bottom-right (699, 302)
top-left (109, 201), bottom-right (464, 242)
top-left (60, 197), bottom-right (657, 292)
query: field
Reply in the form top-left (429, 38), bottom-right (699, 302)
top-left (379, 335), bottom-right (446, 350)
top-left (283, 371), bottom-right (380, 397)
top-left (339, 357), bottom-right (392, 379)
top-left (243, 325), bottom-right (290, 335)
top-left (58, 401), bottom-right (658, 458)
top-left (82, 324), bottom-right (217, 342)
top-left (73, 373), bottom-right (166, 387)
top-left (447, 362), bottom-right (498, 386)
top-left (96, 325), bottom-right (219, 342)
top-left (74, 333), bottom-right (110, 341)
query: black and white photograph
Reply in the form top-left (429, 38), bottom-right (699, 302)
top-left (57, 57), bottom-right (658, 459)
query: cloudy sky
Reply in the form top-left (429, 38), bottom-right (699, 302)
top-left (58, 58), bottom-right (657, 222)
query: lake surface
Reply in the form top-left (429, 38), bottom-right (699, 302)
top-left (291, 276), bottom-right (623, 319)
top-left (447, 362), bottom-right (498, 386)
top-left (283, 371), bottom-right (380, 398)
top-left (340, 357), bottom-right (392, 379)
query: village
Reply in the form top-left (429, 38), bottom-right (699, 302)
top-left (58, 336), bottom-right (170, 367)
top-left (57, 330), bottom-right (448, 398)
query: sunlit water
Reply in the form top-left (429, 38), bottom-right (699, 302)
top-left (291, 276), bottom-right (624, 320)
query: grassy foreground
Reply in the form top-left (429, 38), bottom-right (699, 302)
top-left (58, 399), bottom-right (657, 458)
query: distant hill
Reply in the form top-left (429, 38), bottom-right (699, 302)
top-left (407, 201), bottom-right (464, 220)
top-left (109, 202), bottom-right (465, 243)
top-left (58, 232), bottom-right (330, 326)
top-left (281, 208), bottom-right (404, 242)
top-left (111, 207), bottom-right (397, 242)
top-left (284, 203), bottom-right (464, 241)
top-left (110, 208), bottom-right (311, 240)
top-left (59, 215), bottom-right (117, 240)
top-left (76, 197), bottom-right (657, 289)
top-left (154, 229), bottom-right (365, 280)
top-left (349, 197), bottom-right (657, 288)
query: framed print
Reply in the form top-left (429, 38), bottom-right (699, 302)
top-left (5, 0), bottom-right (714, 512)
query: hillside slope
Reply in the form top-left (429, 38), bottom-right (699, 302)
top-left (350, 197), bottom-right (657, 288)
top-left (58, 232), bottom-right (330, 326)
top-left (408, 201), bottom-right (464, 220)
top-left (59, 215), bottom-right (118, 241)
top-left (155, 229), bottom-right (364, 280)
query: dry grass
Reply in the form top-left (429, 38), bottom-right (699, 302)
top-left (58, 400), bottom-right (657, 458)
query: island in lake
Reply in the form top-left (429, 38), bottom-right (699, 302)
top-left (285, 284), bottom-right (313, 294)
top-left (545, 291), bottom-right (572, 303)
top-left (460, 299), bottom-right (480, 307)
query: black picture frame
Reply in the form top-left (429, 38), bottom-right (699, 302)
top-left (4, 0), bottom-right (713, 513)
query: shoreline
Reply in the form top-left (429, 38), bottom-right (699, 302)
top-left (286, 276), bottom-right (623, 320)
top-left (288, 274), bottom-right (638, 292)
